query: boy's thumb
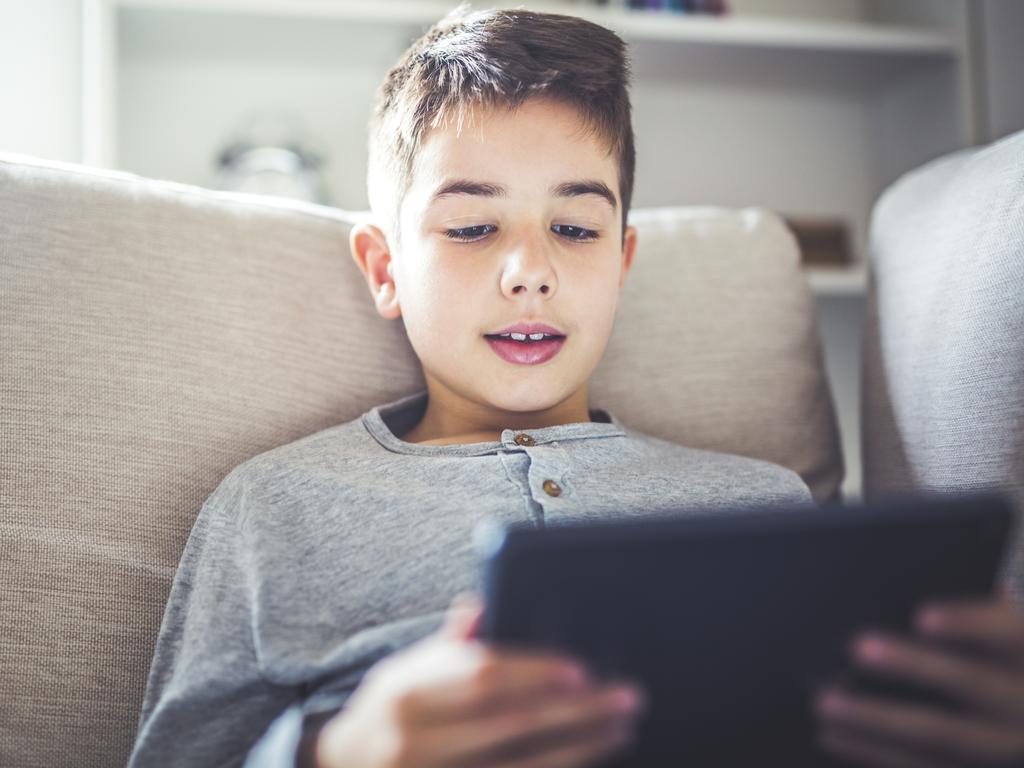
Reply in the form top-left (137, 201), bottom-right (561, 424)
top-left (442, 591), bottom-right (484, 641)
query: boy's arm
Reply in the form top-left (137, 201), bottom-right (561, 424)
top-left (128, 468), bottom-right (299, 768)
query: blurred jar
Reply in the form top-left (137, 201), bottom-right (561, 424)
top-left (214, 108), bottom-right (333, 205)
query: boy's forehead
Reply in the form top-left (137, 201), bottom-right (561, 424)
top-left (410, 98), bottom-right (617, 204)
top-left (418, 98), bottom-right (607, 164)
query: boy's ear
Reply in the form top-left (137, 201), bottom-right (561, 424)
top-left (350, 222), bottom-right (401, 320)
top-left (619, 224), bottom-right (638, 292)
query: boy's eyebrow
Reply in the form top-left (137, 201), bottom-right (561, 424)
top-left (428, 179), bottom-right (618, 210)
top-left (552, 181), bottom-right (618, 210)
top-left (430, 179), bottom-right (506, 204)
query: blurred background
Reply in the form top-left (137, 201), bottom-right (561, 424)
top-left (1, 0), bottom-right (1021, 500)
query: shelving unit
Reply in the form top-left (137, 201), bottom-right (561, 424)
top-left (80, 0), bottom-right (976, 298)
top-left (114, 0), bottom-right (960, 55)
top-left (78, 0), bottom-right (983, 499)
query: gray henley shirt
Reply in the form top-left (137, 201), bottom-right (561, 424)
top-left (127, 389), bottom-right (814, 768)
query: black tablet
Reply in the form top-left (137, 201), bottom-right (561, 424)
top-left (474, 491), bottom-right (1016, 768)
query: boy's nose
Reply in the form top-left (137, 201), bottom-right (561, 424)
top-left (502, 244), bottom-right (557, 297)
top-left (511, 283), bottom-right (551, 295)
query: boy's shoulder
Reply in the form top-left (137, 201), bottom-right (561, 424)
top-left (620, 426), bottom-right (814, 505)
top-left (217, 412), bottom-right (375, 493)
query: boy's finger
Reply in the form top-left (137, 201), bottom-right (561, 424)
top-left (818, 724), bottom-right (960, 768)
top-left (489, 721), bottom-right (632, 768)
top-left (404, 650), bottom-right (595, 723)
top-left (916, 598), bottom-right (1024, 660)
top-left (449, 591), bottom-right (481, 612)
top-left (418, 683), bottom-right (641, 764)
top-left (849, 632), bottom-right (1024, 719)
top-left (814, 688), bottom-right (1024, 764)
top-left (441, 592), bottom-right (484, 640)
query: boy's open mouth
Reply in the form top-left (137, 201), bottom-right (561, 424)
top-left (483, 332), bottom-right (566, 344)
top-left (484, 333), bottom-right (567, 365)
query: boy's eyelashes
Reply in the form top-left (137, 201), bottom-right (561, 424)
top-left (442, 224), bottom-right (600, 243)
top-left (444, 224), bottom-right (495, 242)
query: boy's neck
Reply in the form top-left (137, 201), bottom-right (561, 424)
top-left (402, 379), bottom-right (593, 445)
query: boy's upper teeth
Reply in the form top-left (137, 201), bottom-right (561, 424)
top-left (502, 331), bottom-right (551, 341)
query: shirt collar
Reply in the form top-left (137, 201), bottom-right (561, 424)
top-left (362, 390), bottom-right (627, 457)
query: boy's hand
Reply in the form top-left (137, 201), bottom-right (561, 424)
top-left (815, 588), bottom-right (1024, 767)
top-left (315, 593), bottom-right (646, 768)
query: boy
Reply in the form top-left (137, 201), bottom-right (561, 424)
top-left (128, 6), bottom-right (1024, 768)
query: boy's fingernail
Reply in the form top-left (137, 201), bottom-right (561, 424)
top-left (917, 607), bottom-right (945, 631)
top-left (559, 663), bottom-right (588, 687)
top-left (856, 635), bottom-right (888, 661)
top-left (613, 685), bottom-right (645, 713)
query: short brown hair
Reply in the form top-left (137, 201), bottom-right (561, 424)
top-left (366, 3), bottom-right (636, 247)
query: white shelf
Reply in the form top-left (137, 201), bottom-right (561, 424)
top-left (805, 264), bottom-right (867, 297)
top-left (115, 0), bottom-right (960, 57)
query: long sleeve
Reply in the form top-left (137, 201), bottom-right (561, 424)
top-left (128, 468), bottom-right (301, 768)
top-left (243, 703), bottom-right (305, 767)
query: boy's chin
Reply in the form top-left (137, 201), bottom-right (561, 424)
top-left (477, 382), bottom-right (581, 415)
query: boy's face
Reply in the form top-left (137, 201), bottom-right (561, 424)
top-left (352, 96), bottom-right (637, 423)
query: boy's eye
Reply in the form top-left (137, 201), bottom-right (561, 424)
top-left (443, 224), bottom-right (600, 243)
top-left (552, 224), bottom-right (599, 241)
top-left (444, 225), bottom-right (495, 242)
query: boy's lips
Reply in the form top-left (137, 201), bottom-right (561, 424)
top-left (484, 335), bottom-right (566, 365)
top-left (483, 320), bottom-right (568, 365)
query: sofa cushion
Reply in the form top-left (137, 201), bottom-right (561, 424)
top-left (862, 128), bottom-right (1024, 599)
top-left (592, 206), bottom-right (843, 501)
top-left (0, 152), bottom-right (841, 767)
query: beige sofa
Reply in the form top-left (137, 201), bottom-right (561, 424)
top-left (1, 128), bottom-right (1020, 766)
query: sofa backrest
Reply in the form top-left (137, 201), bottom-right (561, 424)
top-left (0, 153), bottom-right (841, 766)
top-left (862, 128), bottom-right (1024, 600)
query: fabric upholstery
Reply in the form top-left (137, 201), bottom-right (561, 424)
top-left (0, 152), bottom-right (841, 767)
top-left (592, 206), bottom-right (843, 500)
top-left (862, 128), bottom-right (1024, 600)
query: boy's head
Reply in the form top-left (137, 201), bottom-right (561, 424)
top-left (366, 3), bottom-right (636, 247)
top-left (351, 4), bottom-right (639, 433)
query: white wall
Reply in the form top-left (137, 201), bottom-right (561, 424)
top-left (981, 0), bottom-right (1024, 142)
top-left (728, 0), bottom-right (869, 20)
top-left (0, 0), bottom-right (82, 162)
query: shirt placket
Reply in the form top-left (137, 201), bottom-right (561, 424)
top-left (501, 430), bottom-right (574, 526)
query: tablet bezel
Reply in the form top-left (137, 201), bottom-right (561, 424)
top-left (475, 490), bottom-right (1016, 767)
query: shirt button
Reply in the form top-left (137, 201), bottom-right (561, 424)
top-left (542, 479), bottom-right (562, 497)
top-left (514, 433), bottom-right (535, 446)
